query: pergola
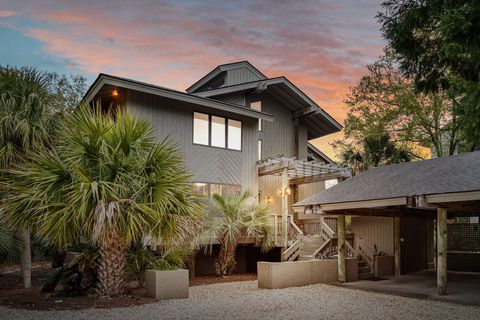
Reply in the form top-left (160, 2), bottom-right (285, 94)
top-left (258, 157), bottom-right (351, 247)
top-left (292, 151), bottom-right (480, 295)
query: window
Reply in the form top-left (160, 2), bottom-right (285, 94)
top-left (192, 182), bottom-right (209, 196)
top-left (258, 140), bottom-right (262, 161)
top-left (210, 183), bottom-right (241, 198)
top-left (228, 119), bottom-right (242, 150)
top-left (250, 101), bottom-right (262, 131)
top-left (193, 112), bottom-right (209, 145)
top-left (193, 112), bottom-right (242, 150)
top-left (325, 179), bottom-right (338, 189)
top-left (193, 182), bottom-right (241, 198)
top-left (211, 116), bottom-right (226, 148)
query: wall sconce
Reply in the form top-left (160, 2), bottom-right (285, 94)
top-left (112, 89), bottom-right (119, 97)
top-left (276, 187), bottom-right (292, 196)
top-left (266, 196), bottom-right (273, 204)
top-left (285, 187), bottom-right (291, 196)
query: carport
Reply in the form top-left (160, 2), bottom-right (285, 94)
top-left (293, 151), bottom-right (480, 296)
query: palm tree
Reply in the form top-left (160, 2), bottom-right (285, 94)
top-left (204, 191), bottom-right (273, 277)
top-left (0, 66), bottom-right (58, 288)
top-left (339, 134), bottom-right (412, 174)
top-left (3, 106), bottom-right (203, 296)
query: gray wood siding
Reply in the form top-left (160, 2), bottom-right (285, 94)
top-left (298, 182), bottom-right (325, 200)
top-left (126, 90), bottom-right (258, 193)
top-left (351, 217), bottom-right (394, 256)
top-left (214, 93), bottom-right (246, 106)
top-left (250, 92), bottom-right (297, 159)
top-left (226, 68), bottom-right (262, 86)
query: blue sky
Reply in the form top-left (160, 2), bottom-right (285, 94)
top-left (0, 0), bottom-right (386, 155)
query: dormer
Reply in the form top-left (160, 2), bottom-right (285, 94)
top-left (186, 61), bottom-right (267, 93)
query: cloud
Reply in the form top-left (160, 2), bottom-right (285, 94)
top-left (0, 10), bottom-right (16, 18)
top-left (1, 0), bottom-right (385, 132)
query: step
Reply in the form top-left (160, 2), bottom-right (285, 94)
top-left (357, 261), bottom-right (366, 267)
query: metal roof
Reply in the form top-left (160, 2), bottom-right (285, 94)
top-left (83, 73), bottom-right (274, 121)
top-left (294, 151), bottom-right (480, 207)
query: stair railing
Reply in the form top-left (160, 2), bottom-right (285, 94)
top-left (357, 237), bottom-right (375, 274)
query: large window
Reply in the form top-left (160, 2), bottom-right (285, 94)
top-left (250, 101), bottom-right (262, 131)
top-left (193, 112), bottom-right (242, 150)
top-left (193, 112), bottom-right (209, 145)
top-left (193, 182), bottom-right (241, 198)
top-left (211, 116), bottom-right (226, 148)
top-left (228, 119), bottom-right (242, 150)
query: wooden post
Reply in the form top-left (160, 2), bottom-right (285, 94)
top-left (274, 214), bottom-right (278, 247)
top-left (437, 208), bottom-right (447, 295)
top-left (281, 167), bottom-right (289, 248)
top-left (337, 215), bottom-right (346, 283)
top-left (394, 217), bottom-right (401, 276)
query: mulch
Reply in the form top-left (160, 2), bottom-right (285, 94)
top-left (0, 262), bottom-right (256, 311)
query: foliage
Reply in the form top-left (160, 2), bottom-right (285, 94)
top-left (203, 191), bottom-right (273, 276)
top-left (378, 0), bottom-right (480, 147)
top-left (126, 245), bottom-right (187, 282)
top-left (0, 224), bottom-right (21, 263)
top-left (47, 73), bottom-right (88, 110)
top-left (41, 244), bottom-right (98, 297)
top-left (2, 105), bottom-right (203, 296)
top-left (341, 53), bottom-right (460, 157)
top-left (334, 134), bottom-right (412, 175)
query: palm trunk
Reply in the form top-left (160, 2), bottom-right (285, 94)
top-left (214, 242), bottom-right (238, 277)
top-left (21, 229), bottom-right (31, 289)
top-left (97, 229), bottom-right (126, 297)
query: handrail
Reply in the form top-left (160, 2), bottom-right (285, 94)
top-left (313, 238), bottom-right (331, 257)
top-left (321, 220), bottom-right (335, 238)
top-left (282, 239), bottom-right (302, 261)
top-left (289, 216), bottom-right (304, 236)
top-left (345, 240), bottom-right (356, 257)
top-left (357, 238), bottom-right (375, 272)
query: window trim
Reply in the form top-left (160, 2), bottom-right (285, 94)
top-left (250, 100), bottom-right (262, 131)
top-left (192, 111), bottom-right (243, 151)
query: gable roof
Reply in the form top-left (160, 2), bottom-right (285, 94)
top-left (83, 73), bottom-right (274, 121)
top-left (308, 143), bottom-right (336, 164)
top-left (186, 61), bottom-right (267, 93)
top-left (193, 76), bottom-right (342, 138)
top-left (294, 151), bottom-right (480, 208)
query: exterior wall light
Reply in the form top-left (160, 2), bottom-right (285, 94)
top-left (112, 89), bottom-right (119, 97)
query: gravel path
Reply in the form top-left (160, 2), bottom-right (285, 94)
top-left (1, 281), bottom-right (479, 320)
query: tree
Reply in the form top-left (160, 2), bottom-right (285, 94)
top-left (335, 134), bottom-right (412, 175)
top-left (0, 66), bottom-right (58, 288)
top-left (342, 53), bottom-right (460, 158)
top-left (203, 191), bottom-right (272, 277)
top-left (378, 0), bottom-right (480, 148)
top-left (3, 106), bottom-right (203, 296)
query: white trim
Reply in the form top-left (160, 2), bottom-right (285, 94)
top-left (319, 197), bottom-right (406, 211)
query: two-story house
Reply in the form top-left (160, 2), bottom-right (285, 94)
top-left (84, 61), bottom-right (350, 275)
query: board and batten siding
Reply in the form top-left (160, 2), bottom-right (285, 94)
top-left (351, 217), bottom-right (395, 256)
top-left (126, 90), bottom-right (258, 193)
top-left (225, 67), bottom-right (263, 87)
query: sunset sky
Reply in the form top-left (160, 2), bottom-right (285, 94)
top-left (0, 0), bottom-right (386, 158)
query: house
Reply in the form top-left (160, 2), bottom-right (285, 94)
top-left (293, 151), bottom-right (480, 295)
top-left (84, 61), bottom-right (350, 274)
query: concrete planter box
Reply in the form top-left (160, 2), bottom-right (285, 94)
top-left (258, 258), bottom-right (357, 289)
top-left (145, 269), bottom-right (189, 300)
top-left (374, 255), bottom-right (394, 277)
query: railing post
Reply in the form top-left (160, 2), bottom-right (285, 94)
top-left (337, 214), bottom-right (346, 283)
top-left (274, 214), bottom-right (278, 247)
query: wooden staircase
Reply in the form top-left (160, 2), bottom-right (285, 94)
top-left (298, 235), bottom-right (323, 261)
top-left (357, 256), bottom-right (374, 279)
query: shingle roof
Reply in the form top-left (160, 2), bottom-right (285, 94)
top-left (294, 151), bottom-right (480, 207)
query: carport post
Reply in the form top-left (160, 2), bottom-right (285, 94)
top-left (394, 217), bottom-right (401, 276)
top-left (337, 214), bottom-right (346, 283)
top-left (437, 208), bottom-right (447, 295)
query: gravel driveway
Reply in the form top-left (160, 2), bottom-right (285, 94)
top-left (1, 281), bottom-right (479, 320)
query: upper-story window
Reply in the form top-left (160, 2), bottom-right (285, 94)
top-left (250, 101), bottom-right (262, 131)
top-left (193, 112), bottom-right (242, 150)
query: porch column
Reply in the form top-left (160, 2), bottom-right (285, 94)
top-left (437, 208), bottom-right (447, 295)
top-left (394, 217), bottom-right (401, 276)
top-left (282, 167), bottom-right (289, 248)
top-left (337, 214), bottom-right (346, 283)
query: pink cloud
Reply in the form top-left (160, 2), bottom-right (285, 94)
top-left (0, 10), bottom-right (16, 18)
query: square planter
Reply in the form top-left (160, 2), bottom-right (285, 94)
top-left (145, 269), bottom-right (189, 300)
